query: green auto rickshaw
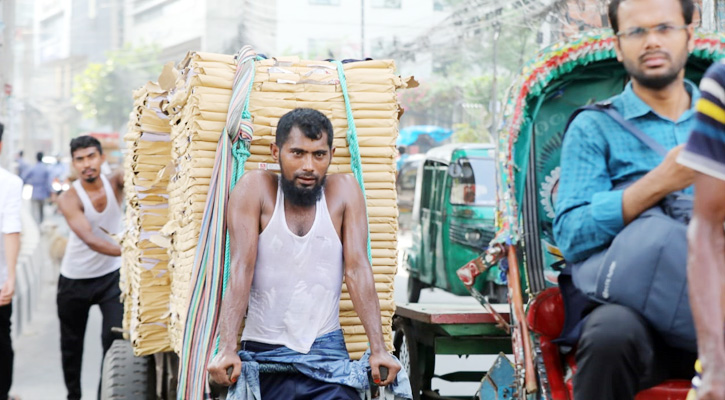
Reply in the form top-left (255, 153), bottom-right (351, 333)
top-left (405, 143), bottom-right (506, 303)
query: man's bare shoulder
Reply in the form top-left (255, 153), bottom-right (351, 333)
top-left (57, 185), bottom-right (82, 214)
top-left (325, 173), bottom-right (363, 201)
top-left (231, 170), bottom-right (277, 200)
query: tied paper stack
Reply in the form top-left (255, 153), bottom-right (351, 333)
top-left (122, 75), bottom-right (175, 356)
top-left (241, 57), bottom-right (409, 359)
top-left (164, 52), bottom-right (236, 353)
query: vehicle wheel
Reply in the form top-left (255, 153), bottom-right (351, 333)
top-left (407, 275), bottom-right (423, 303)
top-left (101, 339), bottom-right (151, 400)
top-left (393, 320), bottom-right (421, 400)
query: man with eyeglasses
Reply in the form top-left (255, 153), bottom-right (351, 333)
top-left (553, 0), bottom-right (699, 399)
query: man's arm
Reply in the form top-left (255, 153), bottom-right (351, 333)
top-left (339, 175), bottom-right (401, 386)
top-left (0, 178), bottom-right (22, 306)
top-left (554, 116), bottom-right (624, 262)
top-left (57, 189), bottom-right (121, 256)
top-left (0, 233), bottom-right (20, 306)
top-left (207, 172), bottom-right (263, 386)
top-left (688, 173), bottom-right (725, 399)
top-left (621, 144), bottom-right (695, 224)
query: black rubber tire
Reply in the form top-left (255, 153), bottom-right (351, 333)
top-left (407, 275), bottom-right (423, 303)
top-left (393, 320), bottom-right (421, 400)
top-left (100, 339), bottom-right (151, 400)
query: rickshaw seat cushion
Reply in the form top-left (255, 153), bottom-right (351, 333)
top-left (527, 287), bottom-right (565, 339)
top-left (634, 380), bottom-right (691, 400)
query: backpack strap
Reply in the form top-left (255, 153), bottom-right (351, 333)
top-left (564, 102), bottom-right (668, 158)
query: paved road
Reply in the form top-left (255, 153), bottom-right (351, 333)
top-left (12, 209), bottom-right (103, 400)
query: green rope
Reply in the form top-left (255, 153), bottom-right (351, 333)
top-left (333, 61), bottom-right (372, 265)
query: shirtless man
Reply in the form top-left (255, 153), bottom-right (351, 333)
top-left (208, 108), bottom-right (403, 398)
top-left (56, 136), bottom-right (123, 400)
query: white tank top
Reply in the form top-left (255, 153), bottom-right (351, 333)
top-left (241, 181), bottom-right (344, 353)
top-left (60, 175), bottom-right (122, 279)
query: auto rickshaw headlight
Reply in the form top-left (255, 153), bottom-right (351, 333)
top-left (465, 230), bottom-right (482, 244)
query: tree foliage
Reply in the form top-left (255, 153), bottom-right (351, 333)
top-left (397, 15), bottom-right (538, 144)
top-left (72, 44), bottom-right (162, 131)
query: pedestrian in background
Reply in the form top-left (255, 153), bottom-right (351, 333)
top-left (22, 152), bottom-right (51, 224)
top-left (14, 151), bottom-right (28, 179)
top-left (0, 122), bottom-right (24, 400)
top-left (56, 136), bottom-right (123, 400)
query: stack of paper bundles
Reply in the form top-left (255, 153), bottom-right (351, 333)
top-left (121, 86), bottom-right (146, 339)
top-left (122, 79), bottom-right (175, 356)
top-left (165, 52), bottom-right (236, 353)
top-left (242, 57), bottom-right (405, 360)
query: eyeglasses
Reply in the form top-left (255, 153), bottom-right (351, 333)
top-left (616, 24), bottom-right (689, 40)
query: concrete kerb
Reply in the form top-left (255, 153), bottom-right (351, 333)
top-left (11, 202), bottom-right (43, 339)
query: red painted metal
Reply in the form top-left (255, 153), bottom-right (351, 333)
top-left (540, 338), bottom-right (571, 400)
top-left (527, 287), bottom-right (565, 339)
top-left (634, 381), bottom-right (691, 400)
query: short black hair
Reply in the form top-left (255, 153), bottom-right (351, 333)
top-left (70, 135), bottom-right (103, 157)
top-left (609, 0), bottom-right (694, 33)
top-left (0, 122), bottom-right (3, 142)
top-left (36, 152), bottom-right (44, 162)
top-left (276, 108), bottom-right (334, 149)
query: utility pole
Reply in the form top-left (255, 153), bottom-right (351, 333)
top-left (702, 0), bottom-right (716, 31)
top-left (1, 0), bottom-right (16, 169)
top-left (490, 22), bottom-right (501, 138)
top-left (361, 0), bottom-right (365, 59)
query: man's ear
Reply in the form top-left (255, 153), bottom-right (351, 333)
top-left (614, 37), bottom-right (624, 62)
top-left (686, 24), bottom-right (695, 53)
top-left (330, 146), bottom-right (336, 158)
top-left (271, 143), bottom-right (280, 162)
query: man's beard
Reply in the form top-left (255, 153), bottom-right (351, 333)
top-left (280, 174), bottom-right (326, 207)
top-left (82, 168), bottom-right (98, 183)
top-left (623, 50), bottom-right (687, 90)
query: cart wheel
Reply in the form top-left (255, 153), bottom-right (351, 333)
top-left (393, 321), bottom-right (421, 400)
top-left (100, 339), bottom-right (152, 400)
top-left (407, 275), bottom-right (423, 303)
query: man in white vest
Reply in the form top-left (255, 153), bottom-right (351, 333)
top-left (208, 108), bottom-right (406, 399)
top-left (56, 135), bottom-right (124, 400)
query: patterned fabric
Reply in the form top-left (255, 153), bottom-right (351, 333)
top-left (679, 61), bottom-right (725, 181)
top-left (553, 81), bottom-right (700, 263)
top-left (227, 329), bottom-right (412, 400)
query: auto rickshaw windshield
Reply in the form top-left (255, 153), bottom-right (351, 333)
top-left (449, 157), bottom-right (496, 206)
